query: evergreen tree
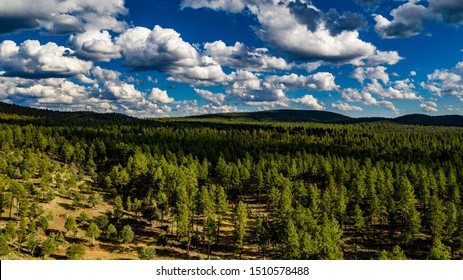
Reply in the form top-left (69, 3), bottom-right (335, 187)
top-left (138, 246), bottom-right (156, 260)
top-left (64, 215), bottom-right (78, 237)
top-left (378, 245), bottom-right (408, 260)
top-left (428, 238), bottom-right (451, 260)
top-left (319, 214), bottom-right (343, 260)
top-left (233, 201), bottom-right (248, 259)
top-left (0, 234), bottom-right (9, 256)
top-left (86, 222), bottom-right (100, 246)
top-left (121, 225), bottom-right (134, 243)
top-left (106, 224), bottom-right (118, 241)
top-left (253, 217), bottom-right (270, 259)
top-left (41, 235), bottom-right (57, 258)
top-left (66, 243), bottom-right (85, 260)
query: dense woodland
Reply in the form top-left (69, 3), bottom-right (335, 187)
top-left (0, 105), bottom-right (463, 260)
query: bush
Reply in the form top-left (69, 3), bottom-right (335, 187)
top-left (66, 243), bottom-right (85, 260)
top-left (138, 246), bottom-right (156, 260)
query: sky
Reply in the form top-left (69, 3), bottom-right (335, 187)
top-left (0, 0), bottom-right (463, 118)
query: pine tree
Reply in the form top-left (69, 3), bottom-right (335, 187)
top-left (378, 245), bottom-right (408, 260)
top-left (254, 217), bottom-right (270, 259)
top-left (233, 201), bottom-right (248, 259)
top-left (428, 238), bottom-right (451, 260)
top-left (66, 243), bottom-right (85, 260)
top-left (86, 222), bottom-right (100, 246)
top-left (41, 235), bottom-right (57, 258)
top-left (64, 215), bottom-right (78, 237)
top-left (319, 214), bottom-right (343, 260)
top-left (106, 224), bottom-right (118, 241)
top-left (121, 225), bottom-right (135, 243)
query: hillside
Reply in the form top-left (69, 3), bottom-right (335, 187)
top-left (191, 110), bottom-right (463, 127)
top-left (0, 102), bottom-right (139, 126)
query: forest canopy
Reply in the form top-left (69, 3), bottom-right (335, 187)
top-left (0, 103), bottom-right (462, 260)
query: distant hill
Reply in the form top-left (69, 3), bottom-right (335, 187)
top-left (190, 110), bottom-right (463, 127)
top-left (1, 102), bottom-right (462, 127)
top-left (0, 102), bottom-right (138, 126)
top-left (189, 110), bottom-right (353, 123)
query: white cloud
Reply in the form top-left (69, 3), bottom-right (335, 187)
top-left (67, 30), bottom-right (121, 62)
top-left (183, 0), bottom-right (376, 64)
top-left (374, 0), bottom-right (463, 38)
top-left (293, 94), bottom-right (325, 110)
top-left (374, 1), bottom-right (434, 38)
top-left (204, 40), bottom-right (291, 71)
top-left (0, 40), bottom-right (92, 78)
top-left (410, 71), bottom-right (417, 76)
top-left (341, 87), bottom-right (398, 112)
top-left (0, 0), bottom-right (128, 34)
top-left (363, 79), bottom-right (422, 100)
top-left (181, 0), bottom-right (246, 13)
top-left (194, 88), bottom-right (226, 105)
top-left (420, 101), bottom-right (438, 112)
top-left (421, 61), bottom-right (463, 97)
top-left (363, 50), bottom-right (403, 66)
top-left (331, 101), bottom-right (364, 111)
top-left (116, 26), bottom-right (228, 85)
top-left (266, 72), bottom-right (340, 91)
top-left (352, 66), bottom-right (389, 84)
top-left (148, 88), bottom-right (174, 104)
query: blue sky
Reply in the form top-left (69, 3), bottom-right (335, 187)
top-left (0, 0), bottom-right (462, 118)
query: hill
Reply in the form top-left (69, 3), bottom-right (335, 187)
top-left (1, 102), bottom-right (462, 127)
top-left (190, 110), bottom-right (463, 127)
top-left (0, 101), bottom-right (138, 126)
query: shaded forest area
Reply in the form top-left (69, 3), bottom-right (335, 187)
top-left (0, 105), bottom-right (463, 260)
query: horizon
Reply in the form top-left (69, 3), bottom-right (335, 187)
top-left (2, 100), bottom-right (462, 120)
top-left (0, 1), bottom-right (463, 118)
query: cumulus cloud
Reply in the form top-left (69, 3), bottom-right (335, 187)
top-left (420, 101), bottom-right (438, 112)
top-left (194, 88), bottom-right (226, 105)
top-left (374, 0), bottom-right (463, 38)
top-left (266, 72), bottom-right (340, 92)
top-left (180, 0), bottom-right (246, 13)
top-left (421, 61), bottom-right (463, 97)
top-left (67, 30), bottom-right (121, 62)
top-left (204, 41), bottom-right (291, 71)
top-left (183, 0), bottom-right (377, 64)
top-left (341, 88), bottom-right (398, 112)
top-left (0, 0), bottom-right (128, 34)
top-left (352, 66), bottom-right (390, 84)
top-left (331, 101), bottom-right (364, 111)
top-left (363, 79), bottom-right (422, 100)
top-left (363, 50), bottom-right (403, 66)
top-left (116, 26), bottom-right (228, 84)
top-left (0, 40), bottom-right (92, 78)
top-left (293, 94), bottom-right (325, 110)
top-left (374, 1), bottom-right (433, 38)
top-left (149, 88), bottom-right (174, 104)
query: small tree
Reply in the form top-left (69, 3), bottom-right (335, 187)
top-left (428, 238), bottom-right (451, 260)
top-left (5, 220), bottom-right (17, 242)
top-left (0, 234), bottom-right (9, 256)
top-left (254, 217), bottom-right (270, 259)
top-left (37, 216), bottom-right (49, 231)
top-left (121, 225), bottom-right (134, 243)
top-left (66, 243), bottom-right (85, 260)
top-left (41, 235), bottom-right (57, 258)
top-left (138, 246), bottom-right (156, 260)
top-left (378, 245), bottom-right (408, 260)
top-left (86, 222), bottom-right (100, 246)
top-left (106, 224), bottom-right (118, 241)
top-left (233, 201), bottom-right (248, 259)
top-left (26, 232), bottom-right (40, 256)
top-left (113, 196), bottom-right (124, 221)
top-left (64, 216), bottom-right (78, 237)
